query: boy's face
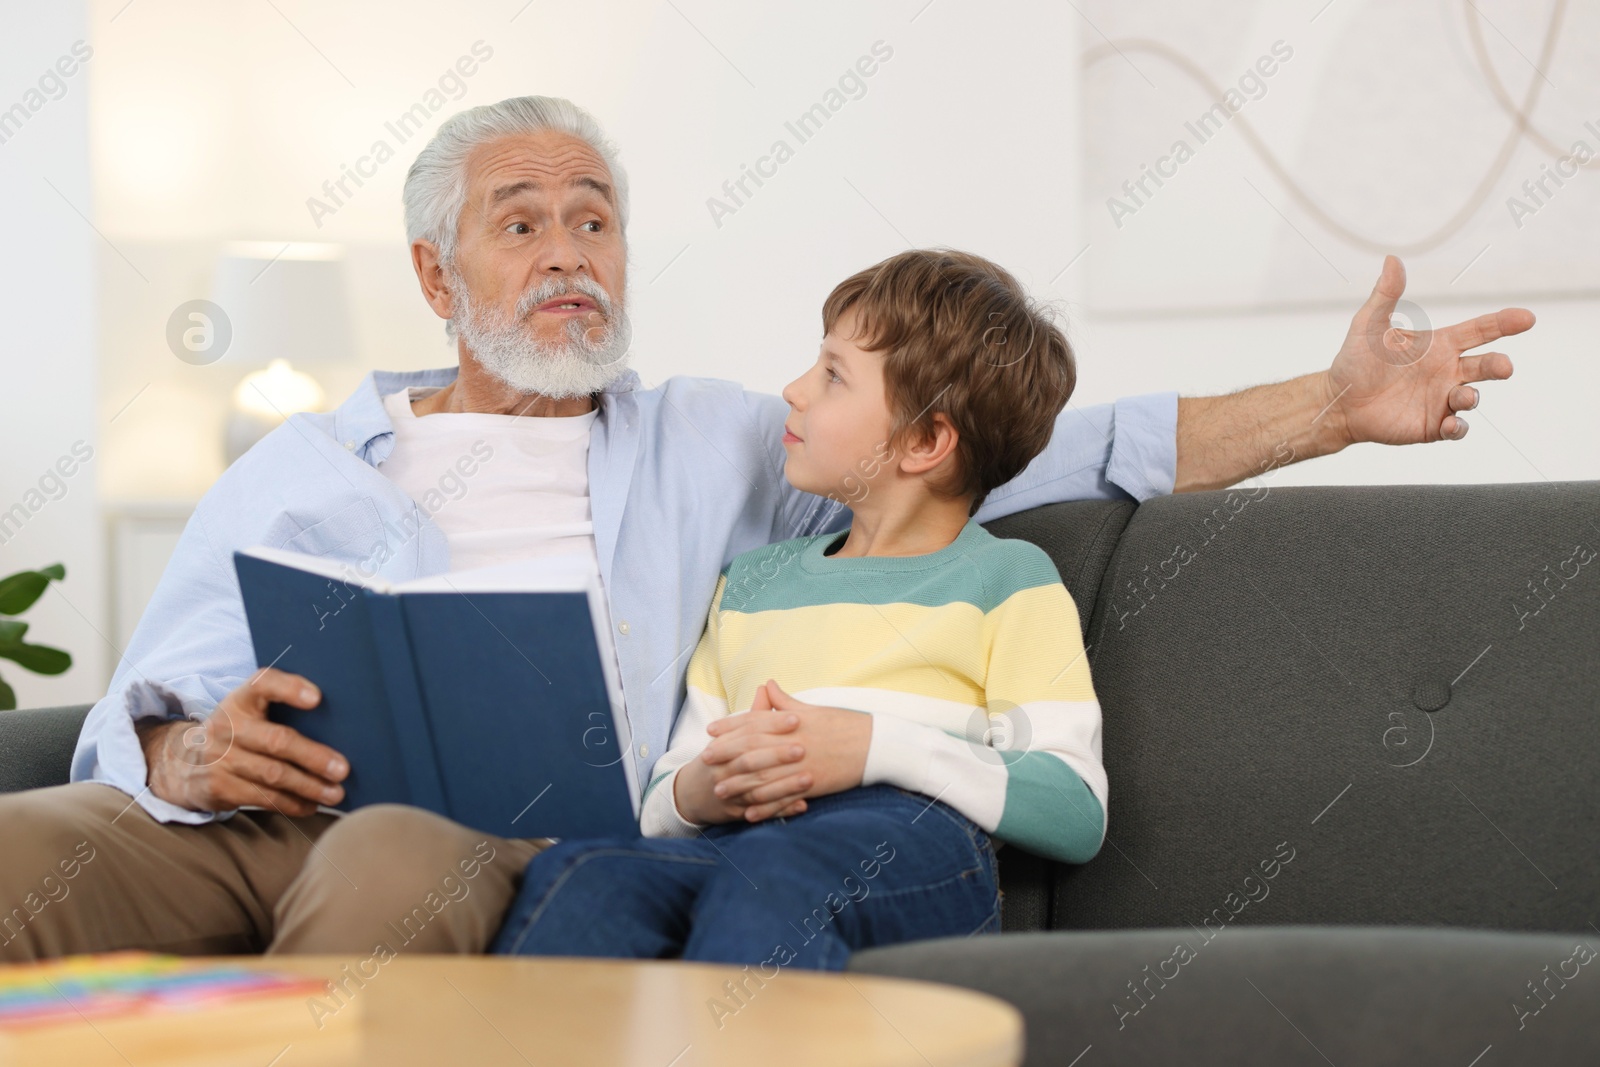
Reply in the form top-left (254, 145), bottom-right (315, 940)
top-left (779, 309), bottom-right (899, 502)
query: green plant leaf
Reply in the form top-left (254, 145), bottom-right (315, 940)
top-left (0, 565), bottom-right (64, 615)
top-left (0, 642), bottom-right (71, 675)
top-left (0, 620), bottom-right (26, 644)
top-left (0, 673), bottom-right (14, 711)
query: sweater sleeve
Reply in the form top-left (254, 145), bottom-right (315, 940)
top-left (639, 573), bottom-right (731, 837)
top-left (860, 577), bottom-right (1107, 864)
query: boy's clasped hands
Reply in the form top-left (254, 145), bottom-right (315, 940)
top-left (671, 679), bottom-right (872, 826)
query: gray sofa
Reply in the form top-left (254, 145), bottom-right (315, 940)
top-left (4, 483), bottom-right (1597, 1065)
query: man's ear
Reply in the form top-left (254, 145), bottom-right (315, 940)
top-left (897, 413), bottom-right (960, 476)
top-left (412, 240), bottom-right (456, 323)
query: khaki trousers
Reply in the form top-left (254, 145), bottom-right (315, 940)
top-left (0, 783), bottom-right (547, 962)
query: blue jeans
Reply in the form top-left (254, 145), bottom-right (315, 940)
top-left (490, 785), bottom-right (1001, 971)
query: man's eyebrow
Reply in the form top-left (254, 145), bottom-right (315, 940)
top-left (489, 176), bottom-right (616, 206)
top-left (490, 179), bottom-right (538, 204)
top-left (572, 176), bottom-right (615, 204)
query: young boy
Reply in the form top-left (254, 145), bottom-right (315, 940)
top-left (491, 249), bottom-right (1107, 970)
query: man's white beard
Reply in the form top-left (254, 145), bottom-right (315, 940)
top-left (449, 270), bottom-right (633, 400)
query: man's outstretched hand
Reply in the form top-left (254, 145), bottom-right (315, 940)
top-left (1175, 255), bottom-right (1537, 492)
top-left (1324, 255), bottom-right (1533, 446)
top-left (136, 667), bottom-right (349, 817)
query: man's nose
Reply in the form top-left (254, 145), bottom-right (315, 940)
top-left (533, 227), bottom-right (587, 275)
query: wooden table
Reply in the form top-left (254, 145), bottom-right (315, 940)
top-left (48, 955), bottom-right (1023, 1067)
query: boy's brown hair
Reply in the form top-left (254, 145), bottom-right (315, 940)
top-left (821, 248), bottom-right (1076, 516)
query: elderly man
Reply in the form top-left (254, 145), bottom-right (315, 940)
top-left (0, 96), bottom-right (1529, 960)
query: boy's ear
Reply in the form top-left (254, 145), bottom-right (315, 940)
top-left (897, 413), bottom-right (960, 476)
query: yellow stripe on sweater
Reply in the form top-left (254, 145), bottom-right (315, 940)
top-left (686, 583), bottom-right (1094, 715)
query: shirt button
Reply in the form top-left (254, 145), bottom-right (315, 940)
top-left (617, 620), bottom-right (630, 635)
top-left (638, 743), bottom-right (649, 758)
top-left (344, 440), bottom-right (356, 450)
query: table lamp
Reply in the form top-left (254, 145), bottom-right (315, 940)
top-left (211, 242), bottom-right (353, 464)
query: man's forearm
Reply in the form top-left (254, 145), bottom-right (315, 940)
top-left (1174, 371), bottom-right (1351, 493)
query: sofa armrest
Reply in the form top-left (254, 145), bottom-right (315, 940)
top-left (0, 704), bottom-right (91, 794)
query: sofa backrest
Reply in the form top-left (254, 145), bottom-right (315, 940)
top-left (1053, 480), bottom-right (1600, 934)
top-left (982, 500), bottom-right (1136, 930)
top-left (0, 704), bottom-right (88, 793)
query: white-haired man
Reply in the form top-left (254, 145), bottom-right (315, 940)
top-left (0, 97), bottom-right (1529, 959)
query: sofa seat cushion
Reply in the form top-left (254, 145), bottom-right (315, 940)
top-left (851, 925), bottom-right (1600, 1066)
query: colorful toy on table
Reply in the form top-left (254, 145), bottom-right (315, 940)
top-left (0, 952), bottom-right (357, 1066)
top-left (0, 952), bottom-right (325, 1027)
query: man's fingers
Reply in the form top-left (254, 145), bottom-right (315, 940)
top-left (226, 748), bottom-right (344, 805)
top-left (232, 716), bottom-right (348, 782)
top-left (240, 781), bottom-right (325, 819)
top-left (1445, 309), bottom-right (1535, 353)
top-left (1458, 351), bottom-right (1513, 385)
top-left (236, 668), bottom-right (322, 716)
top-left (1441, 414), bottom-right (1469, 441)
top-left (1448, 385), bottom-right (1479, 412)
top-left (1359, 254), bottom-right (1406, 321)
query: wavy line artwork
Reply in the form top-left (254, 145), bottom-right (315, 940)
top-left (1082, 0), bottom-right (1575, 257)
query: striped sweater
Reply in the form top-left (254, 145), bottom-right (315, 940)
top-left (640, 519), bottom-right (1107, 864)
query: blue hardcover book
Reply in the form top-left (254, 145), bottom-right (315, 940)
top-left (232, 547), bottom-right (639, 840)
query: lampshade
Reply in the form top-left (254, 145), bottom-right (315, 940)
top-left (209, 241), bottom-right (353, 367)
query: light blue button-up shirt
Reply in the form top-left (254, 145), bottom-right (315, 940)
top-left (72, 365), bottom-right (1176, 824)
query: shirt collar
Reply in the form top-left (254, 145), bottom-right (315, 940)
top-left (333, 364), bottom-right (643, 466)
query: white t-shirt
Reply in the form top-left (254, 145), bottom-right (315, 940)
top-left (379, 386), bottom-right (603, 573)
top-left (376, 384), bottom-right (628, 782)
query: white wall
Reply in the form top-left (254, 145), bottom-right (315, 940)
top-left (0, 1), bottom-right (105, 706)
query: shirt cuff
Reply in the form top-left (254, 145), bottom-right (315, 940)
top-left (860, 713), bottom-right (937, 793)
top-left (1107, 392), bottom-right (1178, 501)
top-left (80, 680), bottom-right (230, 827)
top-left (639, 767), bottom-right (707, 838)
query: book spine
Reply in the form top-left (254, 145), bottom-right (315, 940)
top-left (363, 592), bottom-right (450, 815)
